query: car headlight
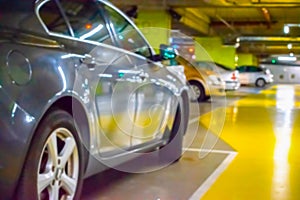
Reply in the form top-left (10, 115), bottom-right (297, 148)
top-left (208, 75), bottom-right (222, 85)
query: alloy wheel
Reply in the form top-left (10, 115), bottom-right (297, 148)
top-left (190, 84), bottom-right (201, 101)
top-left (37, 128), bottom-right (79, 200)
top-left (256, 79), bottom-right (265, 87)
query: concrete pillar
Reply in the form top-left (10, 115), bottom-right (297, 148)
top-left (195, 37), bottom-right (236, 69)
top-left (135, 10), bottom-right (171, 53)
top-left (237, 53), bottom-right (258, 66)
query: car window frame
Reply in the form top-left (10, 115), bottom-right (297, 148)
top-left (36, 0), bottom-right (74, 37)
top-left (99, 0), bottom-right (155, 59)
top-left (36, 0), bottom-right (155, 61)
top-left (36, 0), bottom-right (118, 46)
top-left (59, 0), bottom-right (118, 45)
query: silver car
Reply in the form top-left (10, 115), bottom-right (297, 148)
top-left (0, 0), bottom-right (189, 199)
top-left (237, 65), bottom-right (274, 87)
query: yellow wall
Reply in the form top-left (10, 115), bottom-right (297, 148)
top-left (194, 37), bottom-right (236, 69)
top-left (135, 10), bottom-right (171, 53)
top-left (237, 53), bottom-right (258, 66)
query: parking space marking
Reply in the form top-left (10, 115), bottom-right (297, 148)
top-left (184, 148), bottom-right (237, 200)
top-left (186, 101), bottom-right (238, 199)
top-left (184, 148), bottom-right (236, 155)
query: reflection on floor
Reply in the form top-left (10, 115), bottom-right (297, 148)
top-left (81, 150), bottom-right (229, 200)
top-left (81, 92), bottom-right (235, 199)
top-left (82, 85), bottom-right (300, 200)
top-left (202, 84), bottom-right (300, 200)
top-left (81, 115), bottom-right (235, 199)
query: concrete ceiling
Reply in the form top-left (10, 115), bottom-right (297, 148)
top-left (111, 0), bottom-right (300, 56)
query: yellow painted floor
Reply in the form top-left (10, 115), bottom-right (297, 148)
top-left (201, 85), bottom-right (300, 200)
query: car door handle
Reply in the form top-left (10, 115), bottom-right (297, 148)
top-left (138, 72), bottom-right (148, 80)
top-left (80, 54), bottom-right (96, 69)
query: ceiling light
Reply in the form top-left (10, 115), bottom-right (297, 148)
top-left (261, 8), bottom-right (268, 14)
top-left (290, 52), bottom-right (294, 57)
top-left (287, 43), bottom-right (292, 49)
top-left (235, 55), bottom-right (239, 62)
top-left (235, 42), bottom-right (240, 48)
top-left (284, 25), bottom-right (290, 34)
top-left (278, 56), bottom-right (296, 61)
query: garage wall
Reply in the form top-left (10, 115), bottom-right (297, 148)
top-left (237, 53), bottom-right (258, 66)
top-left (194, 37), bottom-right (236, 69)
top-left (260, 64), bottom-right (300, 83)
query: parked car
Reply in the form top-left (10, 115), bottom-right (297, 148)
top-left (196, 61), bottom-right (240, 91)
top-left (0, 0), bottom-right (190, 199)
top-left (173, 56), bottom-right (225, 102)
top-left (236, 65), bottom-right (274, 87)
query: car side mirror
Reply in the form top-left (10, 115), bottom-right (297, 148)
top-left (159, 44), bottom-right (177, 60)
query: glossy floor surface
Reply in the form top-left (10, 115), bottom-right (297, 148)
top-left (202, 84), bottom-right (300, 200)
top-left (81, 84), bottom-right (300, 200)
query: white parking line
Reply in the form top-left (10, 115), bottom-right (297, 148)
top-left (184, 148), bottom-right (236, 155)
top-left (184, 148), bottom-right (237, 200)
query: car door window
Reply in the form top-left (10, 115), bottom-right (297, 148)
top-left (39, 0), bottom-right (70, 35)
top-left (103, 5), bottom-right (152, 58)
top-left (244, 67), bottom-right (250, 72)
top-left (238, 66), bottom-right (246, 72)
top-left (60, 0), bottom-right (112, 44)
top-left (248, 66), bottom-right (258, 72)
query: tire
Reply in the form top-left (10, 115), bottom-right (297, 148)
top-left (189, 80), bottom-right (206, 102)
top-left (255, 78), bottom-right (266, 87)
top-left (159, 98), bottom-right (188, 164)
top-left (17, 110), bottom-right (84, 200)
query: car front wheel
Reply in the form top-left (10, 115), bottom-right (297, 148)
top-left (17, 110), bottom-right (84, 200)
top-left (256, 78), bottom-right (266, 87)
top-left (189, 81), bottom-right (206, 102)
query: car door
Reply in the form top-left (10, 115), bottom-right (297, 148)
top-left (237, 66), bottom-right (248, 84)
top-left (102, 4), bottom-right (176, 146)
top-left (56, 0), bottom-right (146, 154)
top-left (248, 66), bottom-right (259, 83)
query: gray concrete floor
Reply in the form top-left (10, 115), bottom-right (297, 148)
top-left (81, 86), bottom-right (263, 200)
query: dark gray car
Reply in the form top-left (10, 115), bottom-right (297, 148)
top-left (0, 0), bottom-right (189, 199)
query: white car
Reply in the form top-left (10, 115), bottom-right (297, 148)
top-left (236, 65), bottom-right (274, 87)
top-left (196, 61), bottom-right (240, 91)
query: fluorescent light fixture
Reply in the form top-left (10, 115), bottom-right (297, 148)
top-left (278, 56), bottom-right (296, 61)
top-left (284, 25), bottom-right (290, 34)
top-left (235, 42), bottom-right (240, 48)
top-left (287, 43), bottom-right (292, 49)
top-left (235, 55), bottom-right (239, 62)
